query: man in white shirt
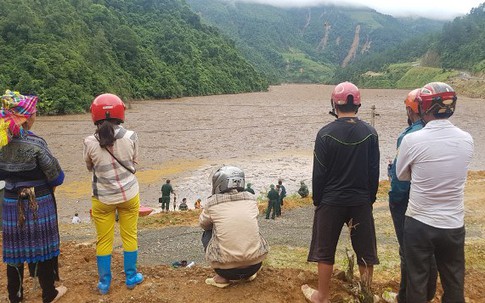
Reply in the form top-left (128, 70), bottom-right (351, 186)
top-left (396, 82), bottom-right (474, 303)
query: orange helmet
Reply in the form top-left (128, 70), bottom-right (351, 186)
top-left (90, 93), bottom-right (126, 124)
top-left (404, 88), bottom-right (420, 114)
top-left (417, 82), bottom-right (457, 117)
top-left (331, 82), bottom-right (361, 106)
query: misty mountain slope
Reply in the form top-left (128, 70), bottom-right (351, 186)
top-left (186, 0), bottom-right (444, 83)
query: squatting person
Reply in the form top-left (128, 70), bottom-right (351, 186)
top-left (200, 166), bottom-right (269, 288)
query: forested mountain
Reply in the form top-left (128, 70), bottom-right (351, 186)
top-left (438, 3), bottom-right (485, 72)
top-left (1, 0), bottom-right (482, 114)
top-left (0, 0), bottom-right (268, 114)
top-left (332, 3), bottom-right (485, 90)
top-left (185, 0), bottom-right (445, 84)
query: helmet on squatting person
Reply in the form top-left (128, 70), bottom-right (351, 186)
top-left (90, 93), bottom-right (126, 125)
top-left (329, 81), bottom-right (361, 118)
top-left (211, 165), bottom-right (245, 195)
top-left (416, 82), bottom-right (457, 119)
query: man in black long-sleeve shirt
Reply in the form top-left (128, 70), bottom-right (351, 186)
top-left (301, 82), bottom-right (380, 303)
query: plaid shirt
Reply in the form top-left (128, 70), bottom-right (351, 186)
top-left (83, 125), bottom-right (139, 204)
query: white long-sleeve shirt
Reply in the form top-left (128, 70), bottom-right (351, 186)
top-left (396, 119), bottom-right (473, 229)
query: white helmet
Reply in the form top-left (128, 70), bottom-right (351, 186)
top-left (211, 166), bottom-right (245, 194)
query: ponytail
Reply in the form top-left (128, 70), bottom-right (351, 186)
top-left (96, 120), bottom-right (116, 148)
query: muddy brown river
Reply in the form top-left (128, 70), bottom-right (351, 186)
top-left (30, 84), bottom-right (483, 222)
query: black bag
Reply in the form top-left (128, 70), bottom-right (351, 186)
top-left (159, 197), bottom-right (163, 203)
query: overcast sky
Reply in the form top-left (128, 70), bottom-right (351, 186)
top-left (231, 0), bottom-right (484, 20)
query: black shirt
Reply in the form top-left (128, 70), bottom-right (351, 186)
top-left (312, 117), bottom-right (380, 207)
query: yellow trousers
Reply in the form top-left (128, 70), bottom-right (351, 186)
top-left (92, 194), bottom-right (139, 256)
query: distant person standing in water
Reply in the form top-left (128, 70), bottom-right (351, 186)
top-left (84, 93), bottom-right (143, 295)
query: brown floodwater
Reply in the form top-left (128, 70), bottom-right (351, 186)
top-left (31, 84), bottom-right (484, 221)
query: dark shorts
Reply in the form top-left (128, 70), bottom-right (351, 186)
top-left (215, 262), bottom-right (262, 281)
top-left (201, 230), bottom-right (262, 280)
top-left (307, 203), bottom-right (379, 265)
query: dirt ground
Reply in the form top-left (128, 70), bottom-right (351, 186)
top-left (1, 85), bottom-right (484, 302)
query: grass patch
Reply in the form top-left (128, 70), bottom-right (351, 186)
top-left (347, 11), bottom-right (384, 30)
top-left (281, 51), bottom-right (335, 83)
top-left (138, 210), bottom-right (201, 228)
top-left (465, 241), bottom-right (485, 270)
top-left (257, 195), bottom-right (313, 213)
top-left (396, 66), bottom-right (459, 88)
top-left (264, 245), bottom-right (314, 270)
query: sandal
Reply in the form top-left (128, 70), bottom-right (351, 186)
top-left (301, 284), bottom-right (331, 303)
top-left (246, 272), bottom-right (257, 282)
top-left (51, 285), bottom-right (67, 303)
top-left (301, 284), bottom-right (316, 302)
top-left (205, 277), bottom-right (230, 288)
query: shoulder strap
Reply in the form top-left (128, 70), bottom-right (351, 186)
top-left (95, 135), bottom-right (136, 174)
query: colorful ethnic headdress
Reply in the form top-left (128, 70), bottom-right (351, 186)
top-left (0, 90), bottom-right (38, 148)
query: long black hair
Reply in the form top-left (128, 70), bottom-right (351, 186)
top-left (96, 119), bottom-right (120, 148)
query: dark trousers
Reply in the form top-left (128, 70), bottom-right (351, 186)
top-left (265, 200), bottom-right (277, 219)
top-left (276, 198), bottom-right (283, 216)
top-left (160, 197), bottom-right (170, 211)
top-left (7, 258), bottom-right (59, 303)
top-left (215, 263), bottom-right (261, 281)
top-left (404, 217), bottom-right (465, 303)
top-left (201, 230), bottom-right (262, 281)
top-left (390, 202), bottom-right (437, 302)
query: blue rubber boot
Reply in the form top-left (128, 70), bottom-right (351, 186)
top-left (124, 251), bottom-right (144, 289)
top-left (96, 255), bottom-right (112, 295)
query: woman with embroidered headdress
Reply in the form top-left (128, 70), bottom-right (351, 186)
top-left (0, 90), bottom-right (67, 303)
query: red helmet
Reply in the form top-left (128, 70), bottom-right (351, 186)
top-left (404, 88), bottom-right (420, 114)
top-left (331, 82), bottom-right (361, 106)
top-left (90, 93), bottom-right (126, 124)
top-left (417, 82), bottom-right (457, 116)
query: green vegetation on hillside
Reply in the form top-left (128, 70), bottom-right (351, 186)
top-left (359, 65), bottom-right (459, 89)
top-left (186, 0), bottom-right (444, 84)
top-left (438, 3), bottom-right (485, 73)
top-left (333, 3), bottom-right (485, 93)
top-left (0, 0), bottom-right (268, 114)
top-left (1, 0), bottom-right (483, 111)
